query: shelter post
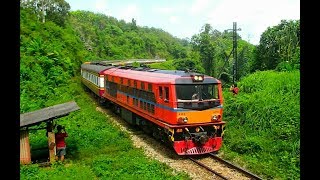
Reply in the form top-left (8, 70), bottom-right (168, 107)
top-left (20, 129), bottom-right (31, 164)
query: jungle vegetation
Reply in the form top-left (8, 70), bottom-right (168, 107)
top-left (20, 0), bottom-right (300, 179)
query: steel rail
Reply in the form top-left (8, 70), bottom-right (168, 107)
top-left (188, 157), bottom-right (228, 180)
top-left (209, 153), bottom-right (263, 180)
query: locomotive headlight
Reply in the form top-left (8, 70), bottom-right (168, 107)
top-left (212, 115), bottom-right (221, 121)
top-left (183, 117), bottom-right (188, 123)
top-left (212, 115), bottom-right (218, 121)
top-left (178, 117), bottom-right (188, 123)
top-left (191, 75), bottom-right (204, 82)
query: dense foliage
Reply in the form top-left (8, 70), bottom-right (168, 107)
top-left (252, 20), bottom-right (300, 72)
top-left (20, 7), bottom-right (87, 113)
top-left (222, 70), bottom-right (300, 179)
top-left (69, 10), bottom-right (188, 61)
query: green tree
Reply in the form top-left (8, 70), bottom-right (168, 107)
top-left (21, 0), bottom-right (71, 26)
top-left (253, 20), bottom-right (300, 72)
top-left (191, 24), bottom-right (215, 76)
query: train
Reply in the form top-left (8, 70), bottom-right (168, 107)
top-left (80, 59), bottom-right (226, 155)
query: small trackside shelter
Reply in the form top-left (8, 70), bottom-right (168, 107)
top-left (20, 101), bottom-right (80, 164)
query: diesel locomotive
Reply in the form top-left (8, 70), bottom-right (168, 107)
top-left (81, 59), bottom-right (225, 155)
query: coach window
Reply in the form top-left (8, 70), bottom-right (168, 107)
top-left (128, 79), bottom-right (131, 87)
top-left (133, 88), bottom-right (136, 97)
top-left (140, 100), bottom-right (143, 109)
top-left (151, 104), bottom-right (155, 114)
top-left (137, 89), bottom-right (141, 97)
top-left (148, 84), bottom-right (152, 91)
top-left (147, 103), bottom-right (151, 112)
top-left (164, 87), bottom-right (169, 102)
top-left (120, 78), bottom-right (123, 84)
top-left (159, 86), bottom-right (163, 99)
top-left (143, 102), bottom-right (147, 111)
top-left (134, 80), bottom-right (137, 88)
top-left (142, 90), bottom-right (146, 99)
top-left (105, 81), bottom-right (110, 94)
top-left (135, 99), bottom-right (138, 106)
top-left (128, 86), bottom-right (133, 95)
top-left (141, 82), bottom-right (145, 90)
top-left (124, 85), bottom-right (127, 93)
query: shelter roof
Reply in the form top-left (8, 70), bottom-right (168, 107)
top-left (20, 101), bottom-right (80, 128)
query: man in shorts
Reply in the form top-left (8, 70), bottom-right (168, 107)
top-left (55, 125), bottom-right (68, 162)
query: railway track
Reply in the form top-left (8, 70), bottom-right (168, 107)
top-left (188, 153), bottom-right (263, 180)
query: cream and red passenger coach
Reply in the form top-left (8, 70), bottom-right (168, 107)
top-left (81, 60), bottom-right (226, 155)
top-left (80, 62), bottom-right (110, 99)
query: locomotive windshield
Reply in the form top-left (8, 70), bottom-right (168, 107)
top-left (176, 84), bottom-right (220, 109)
top-left (176, 84), bottom-right (219, 101)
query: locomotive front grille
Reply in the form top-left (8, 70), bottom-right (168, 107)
top-left (185, 146), bottom-right (214, 155)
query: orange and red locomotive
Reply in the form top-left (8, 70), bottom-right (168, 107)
top-left (81, 60), bottom-right (225, 155)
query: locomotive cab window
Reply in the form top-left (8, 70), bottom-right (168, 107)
top-left (159, 86), bottom-right (163, 99)
top-left (176, 84), bottom-right (218, 101)
top-left (164, 87), bottom-right (169, 102)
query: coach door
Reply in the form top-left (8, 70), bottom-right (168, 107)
top-left (163, 86), bottom-right (170, 120)
top-left (157, 86), bottom-right (164, 120)
top-left (157, 85), bottom-right (170, 121)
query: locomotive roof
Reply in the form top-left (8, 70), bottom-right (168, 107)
top-left (103, 67), bottom-right (220, 84)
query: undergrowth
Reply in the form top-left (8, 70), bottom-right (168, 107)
top-left (221, 70), bottom-right (300, 179)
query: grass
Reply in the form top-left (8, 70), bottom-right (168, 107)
top-left (220, 70), bottom-right (300, 179)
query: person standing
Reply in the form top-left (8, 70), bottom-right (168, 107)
top-left (55, 125), bottom-right (68, 162)
top-left (230, 84), bottom-right (239, 95)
